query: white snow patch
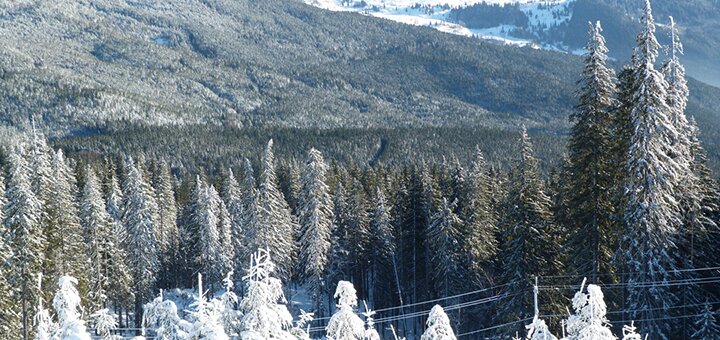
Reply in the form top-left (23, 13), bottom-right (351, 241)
top-left (303, 0), bottom-right (575, 50)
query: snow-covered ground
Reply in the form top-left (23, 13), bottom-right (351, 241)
top-left (303, 0), bottom-right (575, 50)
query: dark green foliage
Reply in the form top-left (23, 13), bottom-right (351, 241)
top-left (495, 130), bottom-right (564, 337)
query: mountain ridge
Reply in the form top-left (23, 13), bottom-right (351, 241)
top-left (0, 0), bottom-right (717, 152)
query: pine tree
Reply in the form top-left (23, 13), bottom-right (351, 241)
top-left (43, 149), bottom-right (89, 305)
top-left (0, 173), bottom-right (21, 338)
top-left (218, 272), bottom-right (241, 336)
top-left (326, 281), bottom-right (365, 340)
top-left (661, 16), bottom-right (692, 165)
top-left (187, 274), bottom-right (229, 340)
top-left (239, 159), bottom-right (260, 272)
top-left (180, 175), bottom-right (204, 285)
top-left (152, 161), bottom-right (179, 288)
top-left (460, 146), bottom-right (498, 285)
top-left (89, 309), bottom-right (118, 340)
top-left (346, 177), bottom-right (371, 295)
top-left (621, 322), bottom-right (643, 340)
top-left (427, 198), bottom-right (461, 299)
top-left (327, 180), bottom-right (352, 287)
top-left (692, 301), bottom-right (720, 339)
top-left (659, 18), bottom-right (710, 338)
top-left (216, 196), bottom-right (235, 282)
top-left (362, 307), bottom-right (380, 340)
top-left (565, 280), bottom-right (615, 340)
top-left (221, 168), bottom-right (248, 282)
top-left (5, 148), bottom-right (46, 339)
top-left (194, 182), bottom-right (227, 286)
top-left (52, 276), bottom-right (91, 340)
top-left (495, 129), bottom-right (563, 337)
top-left (80, 167), bottom-right (116, 312)
top-left (565, 21), bottom-right (618, 284)
top-left (619, 2), bottom-right (685, 338)
top-left (420, 305), bottom-right (456, 340)
top-left (525, 316), bottom-right (557, 340)
top-left (368, 187), bottom-right (396, 309)
top-left (143, 292), bottom-right (189, 340)
top-left (686, 116), bottom-right (720, 279)
top-left (105, 171), bottom-right (123, 224)
top-left (121, 157), bottom-right (160, 329)
top-left (34, 277), bottom-right (57, 340)
top-left (256, 140), bottom-right (298, 282)
top-left (297, 148), bottom-right (334, 317)
top-left (238, 249), bottom-right (294, 339)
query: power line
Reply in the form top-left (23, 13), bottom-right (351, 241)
top-left (309, 277), bottom-right (528, 322)
top-left (538, 276), bottom-right (720, 290)
top-left (307, 291), bottom-right (523, 333)
top-left (304, 267), bottom-right (720, 335)
top-left (455, 311), bottom-right (713, 338)
top-left (539, 265), bottom-right (720, 279)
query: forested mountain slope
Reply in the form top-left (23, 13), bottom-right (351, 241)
top-left (1, 0), bottom-right (719, 167)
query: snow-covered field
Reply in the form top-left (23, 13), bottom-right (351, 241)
top-left (303, 0), bottom-right (574, 49)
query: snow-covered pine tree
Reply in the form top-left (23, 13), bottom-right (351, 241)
top-left (80, 167), bottom-right (117, 312)
top-left (256, 140), bottom-right (298, 282)
top-left (368, 187), bottom-right (396, 309)
top-left (238, 249), bottom-right (294, 339)
top-left (290, 310), bottom-right (314, 340)
top-left (278, 159), bottom-right (302, 216)
top-left (121, 157), bottom-right (161, 329)
top-left (621, 322), bottom-right (642, 340)
top-left (180, 175), bottom-right (204, 285)
top-left (187, 273), bottom-right (229, 340)
top-left (105, 171), bottom-right (123, 225)
top-left (326, 281), bottom-right (365, 340)
top-left (196, 182), bottom-right (226, 287)
top-left (95, 165), bottom-right (134, 323)
top-left (495, 128), bottom-right (564, 337)
top-left (447, 159), bottom-right (468, 217)
top-left (565, 21), bottom-right (618, 284)
top-left (89, 309), bottom-right (119, 340)
top-left (659, 18), bottom-right (711, 338)
top-left (34, 274), bottom-right (57, 340)
top-left (420, 305), bottom-right (456, 340)
top-left (5, 148), bottom-right (46, 339)
top-left (42, 149), bottom-right (89, 306)
top-left (346, 177), bottom-right (371, 295)
top-left (362, 305), bottom-right (380, 340)
top-left (460, 146), bottom-right (498, 285)
top-left (297, 148), bottom-right (334, 317)
top-left (28, 124), bottom-right (53, 205)
top-left (152, 160), bottom-right (179, 288)
top-left (52, 276), bottom-right (91, 340)
top-left (564, 279), bottom-right (615, 340)
top-left (692, 301), bottom-right (720, 339)
top-left (661, 16), bottom-right (692, 164)
top-left (221, 168), bottom-right (248, 281)
top-left (327, 180), bottom-right (352, 288)
top-left (427, 198), bottom-right (461, 299)
top-left (607, 62), bottom-right (635, 234)
top-left (143, 292), bottom-right (189, 340)
top-left (619, 2), bottom-right (686, 338)
top-left (218, 271), bottom-right (241, 336)
top-left (393, 166), bottom-right (433, 329)
top-left (0, 173), bottom-right (21, 339)
top-left (525, 316), bottom-right (557, 340)
top-left (216, 195), bottom-right (235, 282)
top-left (239, 158), bottom-right (260, 272)
top-left (685, 116), bottom-right (720, 280)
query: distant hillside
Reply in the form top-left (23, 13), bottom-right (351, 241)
top-left (0, 0), bottom-right (718, 164)
top-left (306, 0), bottom-right (720, 86)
